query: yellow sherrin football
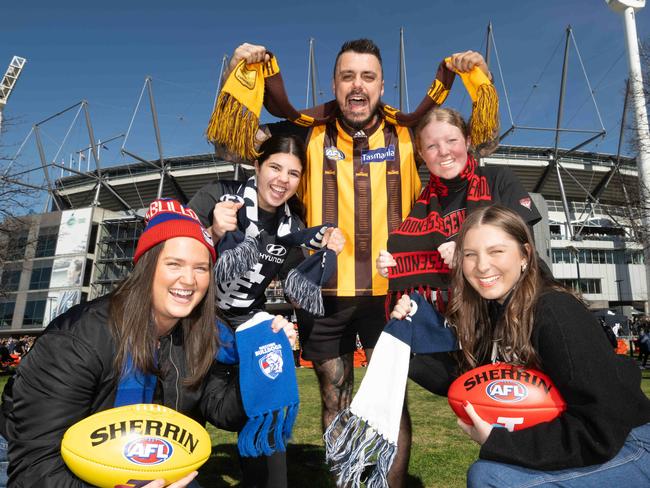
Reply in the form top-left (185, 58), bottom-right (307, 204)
top-left (61, 404), bottom-right (211, 488)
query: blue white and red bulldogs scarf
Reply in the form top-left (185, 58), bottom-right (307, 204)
top-left (324, 293), bottom-right (459, 487)
top-left (235, 312), bottom-right (299, 457)
top-left (114, 354), bottom-right (157, 407)
top-left (214, 175), bottom-right (335, 316)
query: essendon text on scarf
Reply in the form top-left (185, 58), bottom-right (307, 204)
top-left (392, 208), bottom-right (466, 237)
top-left (389, 171), bottom-right (491, 238)
top-left (388, 250), bottom-right (448, 278)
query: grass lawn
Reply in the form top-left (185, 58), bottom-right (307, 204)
top-left (197, 365), bottom-right (650, 488)
top-left (1, 364), bottom-right (649, 487)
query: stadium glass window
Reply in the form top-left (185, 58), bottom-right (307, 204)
top-left (625, 250), bottom-right (645, 265)
top-left (87, 224), bottom-right (98, 254)
top-left (559, 278), bottom-right (602, 294)
top-left (34, 227), bottom-right (58, 258)
top-left (29, 262), bottom-right (53, 290)
top-left (0, 302), bottom-right (15, 327)
top-left (1, 268), bottom-right (22, 292)
top-left (23, 299), bottom-right (46, 326)
top-left (614, 250), bottom-right (624, 265)
top-left (552, 249), bottom-right (574, 264)
top-left (82, 259), bottom-right (92, 287)
top-left (5, 232), bottom-right (29, 261)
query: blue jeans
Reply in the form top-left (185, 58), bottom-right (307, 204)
top-left (467, 423), bottom-right (650, 487)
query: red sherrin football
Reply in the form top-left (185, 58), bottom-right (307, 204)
top-left (448, 363), bottom-right (566, 431)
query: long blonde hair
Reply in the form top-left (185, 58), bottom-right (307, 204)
top-left (448, 206), bottom-right (565, 372)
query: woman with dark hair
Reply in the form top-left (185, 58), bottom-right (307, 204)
top-left (392, 205), bottom-right (650, 486)
top-left (190, 134), bottom-right (344, 488)
top-left (0, 198), bottom-right (296, 488)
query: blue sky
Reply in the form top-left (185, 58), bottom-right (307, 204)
top-left (1, 0), bottom-right (648, 187)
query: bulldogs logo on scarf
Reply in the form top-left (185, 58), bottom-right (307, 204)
top-left (236, 312), bottom-right (299, 457)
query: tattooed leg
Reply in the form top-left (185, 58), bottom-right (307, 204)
top-left (312, 353), bottom-right (354, 432)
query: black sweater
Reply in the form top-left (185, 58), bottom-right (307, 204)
top-left (480, 290), bottom-right (650, 470)
top-left (1, 296), bottom-right (246, 487)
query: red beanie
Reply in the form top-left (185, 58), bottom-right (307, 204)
top-left (133, 198), bottom-right (216, 264)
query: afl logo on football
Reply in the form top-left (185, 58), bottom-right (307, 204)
top-left (266, 244), bottom-right (287, 257)
top-left (486, 380), bottom-right (528, 403)
top-left (325, 146), bottom-right (345, 161)
top-left (124, 437), bottom-right (173, 465)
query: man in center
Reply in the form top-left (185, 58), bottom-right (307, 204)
top-left (223, 39), bottom-right (489, 486)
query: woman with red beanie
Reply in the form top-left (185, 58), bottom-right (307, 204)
top-left (0, 198), bottom-right (295, 488)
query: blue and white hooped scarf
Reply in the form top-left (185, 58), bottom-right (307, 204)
top-left (324, 293), bottom-right (459, 487)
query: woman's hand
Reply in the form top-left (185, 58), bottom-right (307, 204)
top-left (226, 43), bottom-right (270, 77)
top-left (142, 471), bottom-right (198, 488)
top-left (437, 241), bottom-right (456, 269)
top-left (271, 315), bottom-right (297, 348)
top-left (390, 294), bottom-right (412, 320)
top-left (322, 227), bottom-right (345, 255)
top-left (446, 51), bottom-right (490, 77)
top-left (210, 200), bottom-right (242, 241)
top-left (376, 250), bottom-right (397, 278)
top-left (457, 401), bottom-right (493, 445)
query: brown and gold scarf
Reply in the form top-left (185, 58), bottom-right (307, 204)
top-left (206, 53), bottom-right (497, 160)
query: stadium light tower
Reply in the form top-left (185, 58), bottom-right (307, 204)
top-left (606, 0), bottom-right (650, 313)
top-left (0, 56), bottom-right (27, 132)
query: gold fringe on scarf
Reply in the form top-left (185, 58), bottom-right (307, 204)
top-left (206, 58), bottom-right (280, 160)
top-left (207, 51), bottom-right (497, 160)
top-left (207, 90), bottom-right (261, 160)
top-left (445, 57), bottom-right (500, 147)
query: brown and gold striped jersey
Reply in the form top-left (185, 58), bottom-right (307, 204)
top-left (298, 118), bottom-right (421, 297)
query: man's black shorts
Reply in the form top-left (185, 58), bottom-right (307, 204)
top-left (295, 295), bottom-right (386, 361)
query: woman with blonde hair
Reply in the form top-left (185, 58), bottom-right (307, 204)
top-left (377, 106), bottom-right (541, 314)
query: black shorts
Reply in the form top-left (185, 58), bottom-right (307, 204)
top-left (295, 296), bottom-right (386, 361)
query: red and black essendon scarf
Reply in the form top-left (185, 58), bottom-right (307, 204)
top-left (386, 154), bottom-right (493, 311)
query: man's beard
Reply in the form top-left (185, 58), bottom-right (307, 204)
top-left (340, 101), bottom-right (380, 130)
